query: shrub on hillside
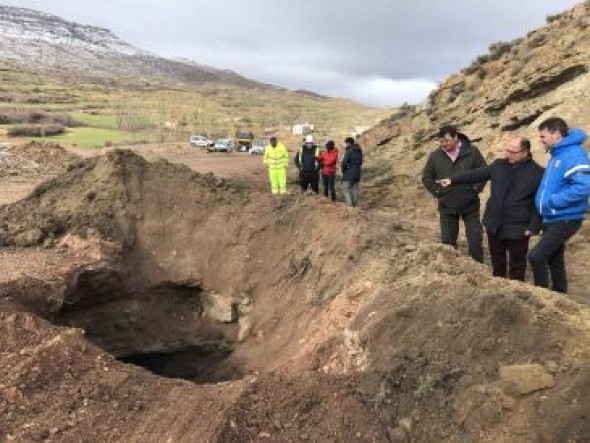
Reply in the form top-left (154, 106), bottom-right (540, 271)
top-left (462, 63), bottom-right (480, 75)
top-left (399, 102), bottom-right (415, 115)
top-left (0, 110), bottom-right (81, 127)
top-left (476, 54), bottom-right (490, 65)
top-left (488, 41), bottom-right (512, 60)
top-left (450, 82), bottom-right (465, 95)
top-left (7, 124), bottom-right (66, 137)
top-left (546, 13), bottom-right (563, 24)
top-left (528, 33), bottom-right (546, 48)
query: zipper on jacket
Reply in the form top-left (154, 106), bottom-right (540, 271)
top-left (539, 157), bottom-right (555, 215)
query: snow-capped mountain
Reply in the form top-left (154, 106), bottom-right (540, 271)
top-left (0, 5), bottom-right (265, 88)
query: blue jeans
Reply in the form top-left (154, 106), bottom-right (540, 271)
top-left (343, 181), bottom-right (359, 207)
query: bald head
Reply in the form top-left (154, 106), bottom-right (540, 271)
top-left (506, 136), bottom-right (531, 163)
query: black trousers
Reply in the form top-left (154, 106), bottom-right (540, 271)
top-left (300, 171), bottom-right (319, 193)
top-left (528, 219), bottom-right (582, 293)
top-left (487, 231), bottom-right (530, 281)
top-left (439, 210), bottom-right (483, 262)
top-left (322, 174), bottom-right (336, 201)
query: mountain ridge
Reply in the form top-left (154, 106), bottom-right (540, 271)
top-left (0, 5), bottom-right (281, 91)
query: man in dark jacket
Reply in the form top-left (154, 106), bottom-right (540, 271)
top-left (422, 125), bottom-right (487, 262)
top-left (294, 134), bottom-right (320, 193)
top-left (438, 136), bottom-right (544, 280)
top-left (341, 136), bottom-right (363, 207)
top-left (528, 117), bottom-right (590, 293)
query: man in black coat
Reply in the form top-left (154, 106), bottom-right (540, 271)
top-left (295, 134), bottom-right (320, 193)
top-left (438, 136), bottom-right (544, 281)
top-left (341, 136), bottom-right (363, 207)
top-left (422, 125), bottom-right (487, 262)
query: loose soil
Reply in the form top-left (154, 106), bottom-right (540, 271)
top-left (0, 142), bottom-right (589, 442)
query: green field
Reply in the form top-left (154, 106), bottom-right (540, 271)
top-left (38, 127), bottom-right (154, 148)
top-left (0, 68), bottom-right (391, 150)
top-left (70, 112), bottom-right (153, 130)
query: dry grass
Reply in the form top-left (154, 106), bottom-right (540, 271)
top-left (0, 67), bottom-right (391, 148)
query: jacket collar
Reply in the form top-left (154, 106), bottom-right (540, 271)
top-left (551, 128), bottom-right (587, 155)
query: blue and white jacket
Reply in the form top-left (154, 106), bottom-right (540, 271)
top-left (535, 128), bottom-right (590, 223)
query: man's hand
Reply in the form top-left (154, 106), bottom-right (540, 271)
top-left (436, 178), bottom-right (452, 187)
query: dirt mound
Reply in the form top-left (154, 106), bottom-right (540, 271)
top-left (0, 310), bottom-right (246, 442)
top-left (1, 149), bottom-right (589, 442)
top-left (0, 141), bottom-right (79, 177)
top-left (217, 372), bottom-right (390, 442)
top-left (0, 149), bottom-right (245, 246)
top-left (350, 247), bottom-right (590, 441)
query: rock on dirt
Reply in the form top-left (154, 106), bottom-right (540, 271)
top-left (499, 363), bottom-right (555, 395)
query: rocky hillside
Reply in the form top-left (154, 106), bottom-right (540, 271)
top-left (361, 1), bottom-right (590, 180)
top-left (0, 5), bottom-right (271, 89)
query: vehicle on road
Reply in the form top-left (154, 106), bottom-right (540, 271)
top-left (234, 130), bottom-right (255, 152)
top-left (249, 140), bottom-right (266, 155)
top-left (189, 135), bottom-right (213, 148)
top-left (207, 138), bottom-right (234, 153)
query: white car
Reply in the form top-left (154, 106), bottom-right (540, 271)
top-left (189, 135), bottom-right (213, 148)
top-left (249, 141), bottom-right (266, 155)
top-left (208, 138), bottom-right (233, 153)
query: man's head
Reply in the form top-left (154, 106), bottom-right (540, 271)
top-left (345, 136), bottom-right (355, 146)
top-left (538, 117), bottom-right (568, 150)
top-left (325, 140), bottom-right (335, 151)
top-left (438, 125), bottom-right (460, 152)
top-left (505, 136), bottom-right (531, 164)
top-left (269, 136), bottom-right (277, 147)
top-left (305, 134), bottom-right (314, 144)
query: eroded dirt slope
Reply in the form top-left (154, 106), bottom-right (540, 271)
top-left (0, 150), bottom-right (589, 442)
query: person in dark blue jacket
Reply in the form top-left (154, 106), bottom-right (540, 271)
top-left (528, 117), bottom-right (590, 293)
top-left (341, 137), bottom-right (363, 207)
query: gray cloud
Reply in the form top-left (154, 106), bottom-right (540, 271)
top-left (1, 0), bottom-right (581, 106)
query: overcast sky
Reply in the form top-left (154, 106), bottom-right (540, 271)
top-left (0, 0), bottom-right (582, 107)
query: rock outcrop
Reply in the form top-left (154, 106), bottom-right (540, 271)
top-left (361, 2), bottom-right (590, 177)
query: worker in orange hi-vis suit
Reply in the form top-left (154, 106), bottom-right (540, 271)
top-left (263, 136), bottom-right (289, 195)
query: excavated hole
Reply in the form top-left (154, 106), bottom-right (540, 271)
top-left (55, 266), bottom-right (242, 383)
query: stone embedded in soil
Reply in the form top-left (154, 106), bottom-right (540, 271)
top-left (238, 316), bottom-right (252, 342)
top-left (499, 363), bottom-right (554, 395)
top-left (203, 291), bottom-right (237, 323)
top-left (13, 228), bottom-right (43, 247)
top-left (1, 386), bottom-right (24, 403)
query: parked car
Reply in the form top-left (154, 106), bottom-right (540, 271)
top-left (249, 141), bottom-right (266, 155)
top-left (189, 135), bottom-right (213, 148)
top-left (207, 138), bottom-right (233, 153)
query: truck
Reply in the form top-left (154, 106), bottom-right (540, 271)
top-left (234, 130), bottom-right (255, 152)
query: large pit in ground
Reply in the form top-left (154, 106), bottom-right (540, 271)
top-left (2, 150), bottom-right (590, 441)
top-left (54, 265), bottom-right (243, 383)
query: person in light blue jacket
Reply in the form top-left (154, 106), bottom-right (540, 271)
top-left (528, 117), bottom-right (590, 293)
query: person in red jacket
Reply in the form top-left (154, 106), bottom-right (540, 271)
top-left (317, 140), bottom-right (339, 201)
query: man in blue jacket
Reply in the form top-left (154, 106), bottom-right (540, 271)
top-left (528, 117), bottom-right (590, 293)
top-left (341, 137), bottom-right (363, 207)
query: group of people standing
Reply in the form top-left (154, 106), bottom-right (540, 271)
top-left (423, 117), bottom-right (590, 294)
top-left (262, 116), bottom-right (589, 294)
top-left (263, 134), bottom-right (363, 207)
